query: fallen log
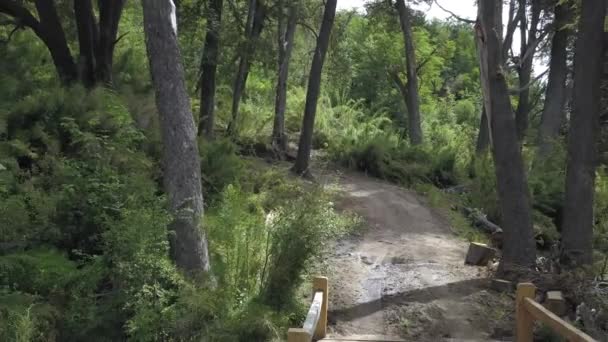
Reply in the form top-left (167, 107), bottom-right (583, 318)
top-left (460, 206), bottom-right (503, 235)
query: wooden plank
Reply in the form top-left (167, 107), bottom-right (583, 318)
top-left (523, 298), bottom-right (596, 342)
top-left (516, 283), bottom-right (536, 342)
top-left (302, 291), bottom-right (323, 336)
top-left (288, 328), bottom-right (311, 342)
top-left (313, 276), bottom-right (329, 339)
top-left (321, 334), bottom-right (405, 341)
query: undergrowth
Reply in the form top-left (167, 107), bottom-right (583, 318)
top-left (0, 81), bottom-right (358, 341)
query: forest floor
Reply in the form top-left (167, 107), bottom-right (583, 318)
top-left (318, 170), bottom-right (515, 341)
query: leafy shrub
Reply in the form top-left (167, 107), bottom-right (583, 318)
top-left (199, 138), bottom-right (245, 201)
top-left (261, 186), bottom-right (355, 309)
top-left (469, 153), bottom-right (500, 223)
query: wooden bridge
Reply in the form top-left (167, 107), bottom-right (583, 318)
top-left (288, 277), bottom-right (598, 342)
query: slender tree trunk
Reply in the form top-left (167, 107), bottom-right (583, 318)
top-left (537, 2), bottom-right (571, 156)
top-left (292, 0), bottom-right (337, 176)
top-left (396, 0), bottom-right (422, 145)
top-left (502, 0), bottom-right (519, 63)
top-left (74, 0), bottom-right (98, 87)
top-left (272, 1), bottom-right (297, 156)
top-left (34, 0), bottom-right (77, 84)
top-left (227, 0), bottom-right (266, 136)
top-left (560, 0), bottom-right (606, 267)
top-left (142, 0), bottom-right (210, 274)
top-left (198, 0), bottom-right (223, 138)
top-left (96, 0), bottom-right (125, 85)
top-left (476, 0), bottom-right (536, 275)
top-left (389, 70), bottom-right (410, 132)
top-left (475, 106), bottom-right (490, 154)
top-left (515, 0), bottom-right (541, 140)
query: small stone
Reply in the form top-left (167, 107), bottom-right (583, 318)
top-left (361, 255), bottom-right (374, 265)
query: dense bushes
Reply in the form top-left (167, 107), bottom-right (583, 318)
top-left (0, 72), bottom-right (359, 340)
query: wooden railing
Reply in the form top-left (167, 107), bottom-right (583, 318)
top-left (516, 283), bottom-right (596, 342)
top-left (288, 276), bottom-right (328, 342)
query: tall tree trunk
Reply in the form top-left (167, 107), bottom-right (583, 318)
top-left (502, 0), bottom-right (519, 64)
top-left (537, 2), bottom-right (571, 156)
top-left (560, 0), bottom-right (606, 267)
top-left (389, 69), bottom-right (410, 132)
top-left (292, 0), bottom-right (337, 176)
top-left (142, 0), bottom-right (210, 274)
top-left (515, 0), bottom-right (541, 141)
top-left (96, 0), bottom-right (125, 85)
top-left (198, 0), bottom-right (223, 138)
top-left (227, 0), bottom-right (267, 136)
top-left (34, 0), bottom-right (77, 84)
top-left (475, 106), bottom-right (490, 154)
top-left (74, 0), bottom-right (98, 87)
top-left (396, 0), bottom-right (422, 145)
top-left (476, 0), bottom-right (536, 275)
top-left (272, 0), bottom-right (297, 156)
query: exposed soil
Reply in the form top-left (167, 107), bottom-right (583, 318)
top-left (319, 171), bottom-right (514, 341)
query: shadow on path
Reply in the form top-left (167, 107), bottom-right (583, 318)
top-left (329, 278), bottom-right (490, 323)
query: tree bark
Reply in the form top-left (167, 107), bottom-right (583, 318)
top-left (292, 0), bottom-right (337, 176)
top-left (396, 0), bottom-right (422, 145)
top-left (537, 2), bottom-right (571, 156)
top-left (476, 0), bottom-right (536, 274)
top-left (96, 0), bottom-right (125, 85)
top-left (502, 0), bottom-right (520, 64)
top-left (142, 0), bottom-right (210, 274)
top-left (515, 0), bottom-right (541, 141)
top-left (560, 0), bottom-right (606, 267)
top-left (198, 0), bottom-right (223, 138)
top-left (272, 0), bottom-right (297, 156)
top-left (74, 0), bottom-right (98, 87)
top-left (31, 0), bottom-right (77, 84)
top-left (475, 106), bottom-right (490, 154)
top-left (0, 0), bottom-right (124, 86)
top-left (227, 0), bottom-right (267, 135)
top-left (389, 69), bottom-right (409, 132)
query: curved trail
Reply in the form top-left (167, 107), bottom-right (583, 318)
top-left (321, 172), bottom-right (498, 341)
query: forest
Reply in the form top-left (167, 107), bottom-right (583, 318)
top-left (0, 0), bottom-right (607, 341)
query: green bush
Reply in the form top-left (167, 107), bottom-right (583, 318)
top-left (199, 138), bottom-right (245, 201)
top-left (468, 153), bottom-right (501, 223)
top-left (261, 186), bottom-right (355, 309)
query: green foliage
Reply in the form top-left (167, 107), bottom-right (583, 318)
top-left (415, 183), bottom-right (488, 243)
top-left (469, 153), bottom-right (500, 223)
top-left (199, 138), bottom-right (246, 201)
top-left (594, 167), bottom-right (608, 278)
top-left (261, 185), bottom-right (355, 308)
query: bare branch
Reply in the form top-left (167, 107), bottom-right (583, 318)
top-left (0, 23), bottom-right (20, 44)
top-left (113, 31), bottom-right (129, 47)
top-left (297, 20), bottom-right (318, 40)
top-left (503, 0), bottom-right (522, 61)
top-left (0, 0), bottom-right (42, 35)
top-left (509, 68), bottom-right (549, 94)
top-left (416, 47), bottom-right (438, 73)
top-left (433, 0), bottom-right (475, 24)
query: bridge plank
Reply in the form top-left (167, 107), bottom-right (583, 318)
top-left (321, 335), bottom-right (405, 341)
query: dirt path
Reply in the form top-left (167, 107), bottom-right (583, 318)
top-left (321, 172), bottom-right (509, 341)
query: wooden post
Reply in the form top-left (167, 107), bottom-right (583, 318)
top-left (312, 276), bottom-right (328, 340)
top-left (516, 283), bottom-right (536, 342)
top-left (287, 328), bottom-right (310, 342)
